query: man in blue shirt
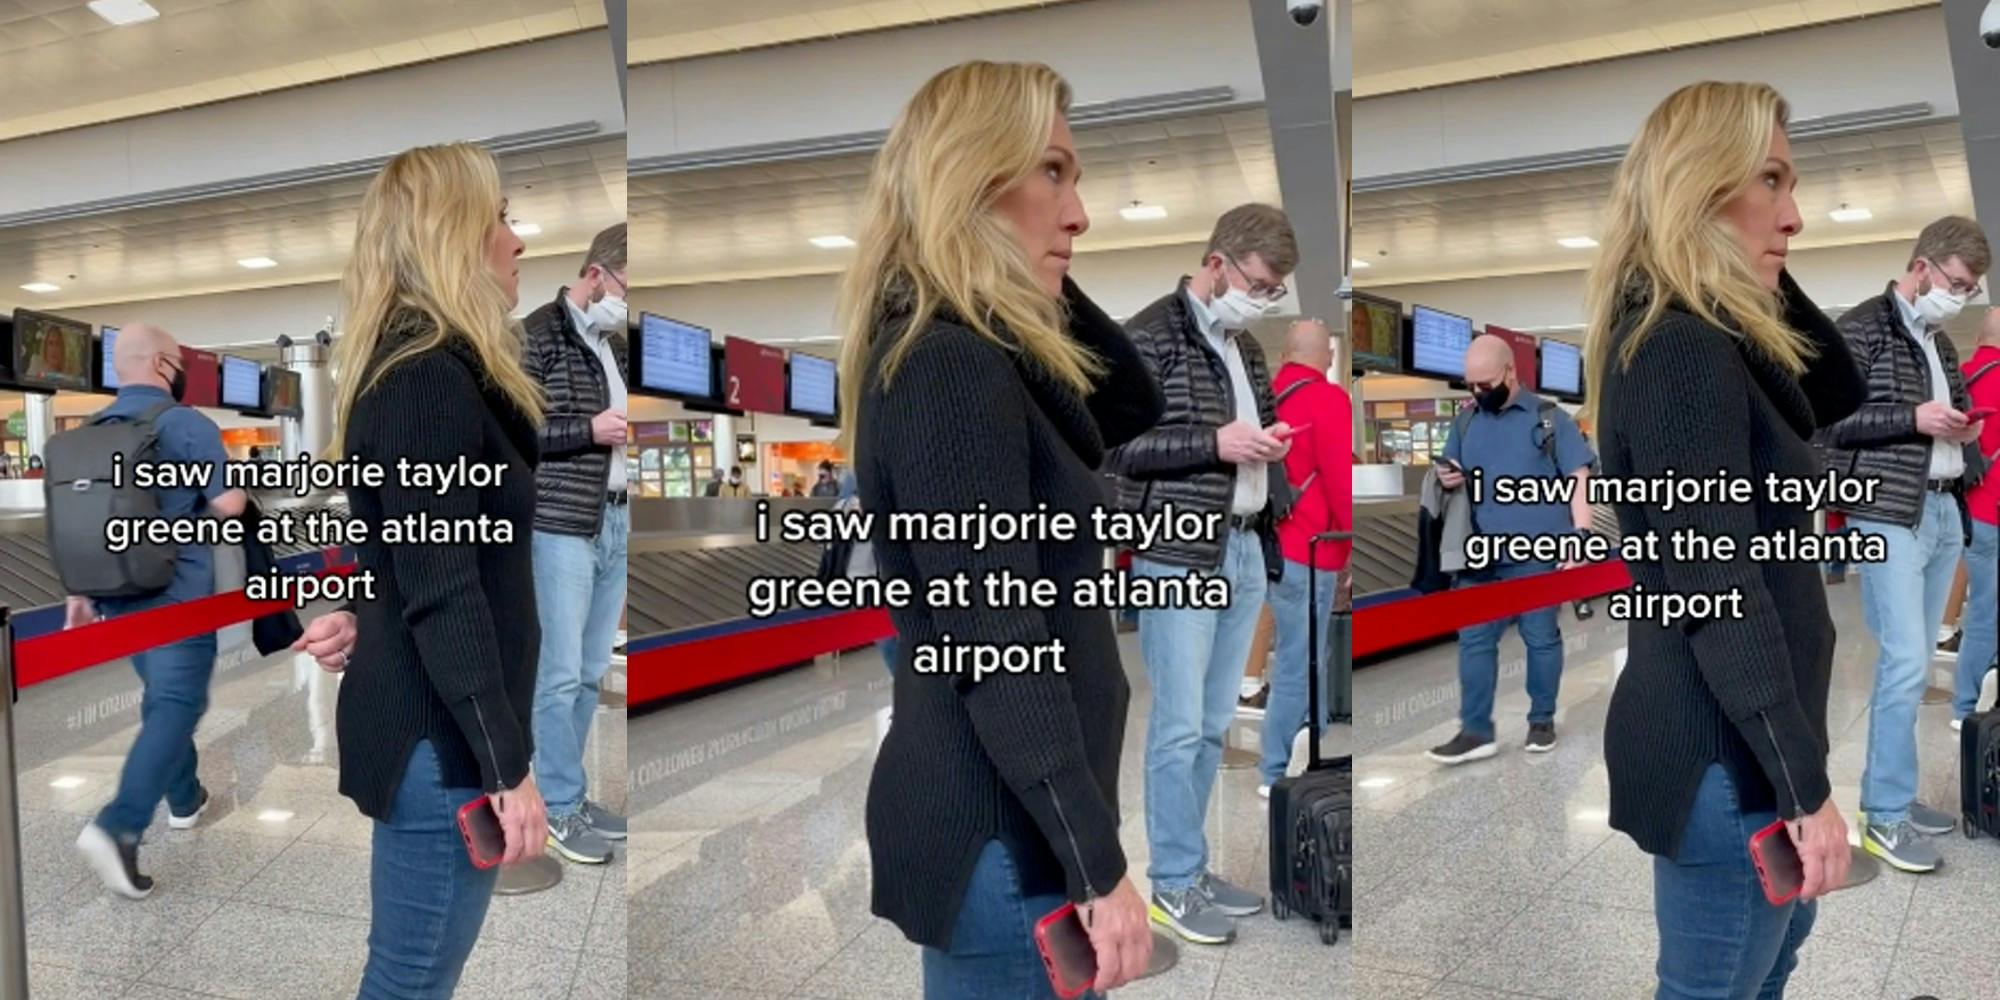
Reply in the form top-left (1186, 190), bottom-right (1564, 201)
top-left (1429, 335), bottom-right (1596, 764)
top-left (69, 324), bottom-right (246, 899)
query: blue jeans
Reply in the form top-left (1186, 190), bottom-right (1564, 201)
top-left (530, 503), bottom-right (629, 817)
top-left (358, 741), bottom-right (498, 999)
top-left (1136, 529), bottom-right (1267, 891)
top-left (1853, 493), bottom-right (1964, 826)
top-left (1654, 764), bottom-right (1815, 999)
top-left (97, 604), bottom-right (216, 840)
top-left (1454, 560), bottom-right (1563, 740)
top-left (922, 840), bottom-right (1102, 1000)
top-left (1956, 519), bottom-right (1998, 719)
top-left (1260, 558), bottom-right (1335, 787)
top-left (880, 635), bottom-right (900, 678)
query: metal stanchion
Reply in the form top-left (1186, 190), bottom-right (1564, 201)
top-left (3, 608), bottom-right (31, 1000)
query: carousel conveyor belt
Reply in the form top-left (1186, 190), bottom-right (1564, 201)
top-left (627, 540), bottom-right (821, 637)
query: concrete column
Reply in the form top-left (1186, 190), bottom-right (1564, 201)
top-left (21, 393), bottom-right (53, 465)
top-left (282, 335), bottom-right (332, 465)
top-left (1942, 0), bottom-right (2000, 258)
top-left (604, 0), bottom-right (627, 110)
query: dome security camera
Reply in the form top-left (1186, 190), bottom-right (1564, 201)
top-left (1984, 0), bottom-right (2000, 49)
top-left (1288, 0), bottom-right (1322, 27)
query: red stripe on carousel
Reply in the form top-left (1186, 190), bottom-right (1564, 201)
top-left (14, 564), bottom-right (359, 690)
top-left (1352, 561), bottom-right (1633, 658)
top-left (629, 608), bottom-right (896, 706)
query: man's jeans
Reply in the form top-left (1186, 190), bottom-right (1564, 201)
top-left (358, 740), bottom-right (498, 999)
top-left (97, 596), bottom-right (216, 841)
top-left (1653, 764), bottom-right (1815, 999)
top-left (1260, 557), bottom-right (1335, 787)
top-left (1136, 529), bottom-right (1266, 892)
top-left (1454, 560), bottom-right (1563, 740)
top-left (921, 839), bottom-right (1100, 1000)
top-left (1854, 492), bottom-right (1964, 826)
top-left (531, 503), bottom-right (629, 818)
top-left (1955, 519), bottom-right (1998, 719)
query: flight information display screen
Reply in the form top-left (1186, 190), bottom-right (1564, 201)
top-left (1409, 305), bottom-right (1473, 380)
top-left (9, 309), bottom-right (94, 392)
top-left (101, 326), bottom-right (120, 390)
top-left (788, 352), bottom-right (837, 416)
top-left (1350, 295), bottom-right (1402, 373)
top-left (221, 356), bottom-right (262, 409)
top-left (640, 313), bottom-right (712, 398)
top-left (266, 367), bottom-right (302, 418)
top-left (1540, 339), bottom-right (1583, 396)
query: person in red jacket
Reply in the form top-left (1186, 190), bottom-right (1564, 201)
top-left (1954, 307), bottom-right (2000, 727)
top-left (1258, 318), bottom-right (1353, 796)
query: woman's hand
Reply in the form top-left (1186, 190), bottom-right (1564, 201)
top-left (291, 611), bottom-right (358, 673)
top-left (1787, 797), bottom-right (1850, 901)
top-left (489, 775), bottom-right (548, 866)
top-left (64, 596), bottom-right (98, 630)
top-left (1077, 876), bottom-right (1153, 993)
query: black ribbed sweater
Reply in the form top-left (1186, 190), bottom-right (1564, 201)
top-left (337, 324), bottom-right (542, 819)
top-left (859, 279), bottom-right (1164, 949)
top-left (1598, 273), bottom-right (1865, 857)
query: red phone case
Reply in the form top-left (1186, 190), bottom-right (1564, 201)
top-left (457, 797), bottom-right (505, 870)
top-left (1033, 902), bottom-right (1097, 999)
top-left (1748, 818), bottom-right (1804, 907)
top-left (1968, 406), bottom-right (1997, 421)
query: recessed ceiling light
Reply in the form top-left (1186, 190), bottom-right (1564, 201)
top-left (87, 0), bottom-right (159, 26)
top-left (1350, 258), bottom-right (1371, 269)
top-left (1829, 207), bottom-right (1873, 223)
top-left (810, 235), bottom-right (856, 249)
top-left (49, 776), bottom-right (86, 790)
top-left (237, 257), bottom-right (277, 269)
top-left (510, 222), bottom-right (542, 236)
top-left (21, 282), bottom-right (60, 294)
top-left (1558, 237), bottom-right (1599, 249)
top-left (1120, 203), bottom-right (1168, 222)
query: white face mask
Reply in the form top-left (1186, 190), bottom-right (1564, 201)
top-left (1915, 283), bottom-right (1966, 327)
top-left (1209, 285), bottom-right (1275, 331)
top-left (586, 294), bottom-right (628, 332)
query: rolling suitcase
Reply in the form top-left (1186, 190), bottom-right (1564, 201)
top-left (1962, 709), bottom-right (2000, 839)
top-left (1268, 531), bottom-right (1353, 945)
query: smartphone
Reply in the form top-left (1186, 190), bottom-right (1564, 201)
top-left (457, 797), bottom-right (506, 870)
top-left (1033, 902), bottom-right (1097, 999)
top-left (1437, 457), bottom-right (1463, 473)
top-left (1967, 406), bottom-right (1997, 421)
top-left (1748, 818), bottom-right (1804, 906)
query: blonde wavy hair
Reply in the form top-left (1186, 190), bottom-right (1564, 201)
top-left (834, 60), bottom-right (1102, 450)
top-left (330, 142), bottom-right (543, 453)
top-left (1581, 81), bottom-right (1814, 426)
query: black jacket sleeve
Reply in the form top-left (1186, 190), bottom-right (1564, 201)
top-left (1779, 271), bottom-right (1866, 428)
top-left (882, 324), bottom-right (1128, 903)
top-left (523, 313), bottom-right (601, 461)
top-left (370, 355), bottom-right (530, 794)
top-left (1818, 307), bottom-right (1920, 448)
top-left (1624, 317), bottom-right (1831, 819)
top-left (1102, 326), bottom-right (1224, 481)
top-left (1061, 278), bottom-right (1163, 451)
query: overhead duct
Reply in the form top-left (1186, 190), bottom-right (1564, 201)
top-left (1353, 103), bottom-right (1940, 194)
top-left (0, 122), bottom-right (620, 229)
top-left (631, 86), bottom-right (1243, 176)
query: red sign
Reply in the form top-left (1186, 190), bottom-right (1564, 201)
top-left (179, 347), bottom-right (220, 408)
top-left (723, 336), bottom-right (786, 413)
top-left (1484, 325), bottom-right (1538, 392)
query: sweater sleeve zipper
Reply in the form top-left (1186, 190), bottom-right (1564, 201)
top-left (469, 695), bottom-right (505, 790)
top-left (1041, 779), bottom-right (1099, 905)
top-left (1759, 711), bottom-right (1804, 815)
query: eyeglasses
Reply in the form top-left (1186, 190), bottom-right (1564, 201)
top-left (1925, 258), bottom-right (1984, 299)
top-left (1224, 254), bottom-right (1288, 301)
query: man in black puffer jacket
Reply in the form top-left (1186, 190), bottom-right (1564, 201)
top-left (1815, 216), bottom-right (1989, 875)
top-left (1105, 203), bottom-right (1299, 947)
top-left (521, 224), bottom-right (630, 865)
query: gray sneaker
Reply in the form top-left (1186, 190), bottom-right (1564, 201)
top-left (546, 812), bottom-right (612, 865)
top-left (1909, 802), bottom-right (1957, 837)
top-left (583, 800), bottom-right (626, 841)
top-left (1149, 885), bottom-right (1237, 945)
top-left (1863, 818), bottom-right (1942, 874)
top-left (1196, 872), bottom-right (1264, 917)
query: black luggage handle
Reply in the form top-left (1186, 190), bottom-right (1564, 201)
top-left (1304, 532), bottom-right (1353, 771)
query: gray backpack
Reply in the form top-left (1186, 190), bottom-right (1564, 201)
top-left (42, 400), bottom-right (179, 598)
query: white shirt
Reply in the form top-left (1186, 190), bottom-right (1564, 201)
top-left (1185, 288), bottom-right (1267, 515)
top-left (1893, 291), bottom-right (1966, 480)
top-left (564, 296), bottom-right (630, 493)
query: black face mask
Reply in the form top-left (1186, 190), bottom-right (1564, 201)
top-left (166, 364), bottom-right (188, 403)
top-left (1474, 383), bottom-right (1510, 415)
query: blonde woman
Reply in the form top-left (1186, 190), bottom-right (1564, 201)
top-left (329, 142), bottom-right (548, 998)
top-left (837, 61), bottom-right (1164, 997)
top-left (1585, 83), bottom-right (1866, 996)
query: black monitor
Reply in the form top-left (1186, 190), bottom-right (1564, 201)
top-left (99, 326), bottom-right (121, 392)
top-left (634, 312), bottom-right (716, 401)
top-left (220, 355), bottom-right (263, 410)
top-left (1349, 293), bottom-right (1403, 374)
top-left (6, 308), bottom-right (94, 393)
top-left (264, 367), bottom-right (303, 419)
top-left (1539, 339), bottom-right (1583, 400)
top-left (1406, 305), bottom-right (1474, 381)
top-left (787, 351), bottom-right (837, 418)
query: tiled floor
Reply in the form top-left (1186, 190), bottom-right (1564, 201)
top-left (628, 635), bottom-right (1345, 1000)
top-left (10, 612), bottom-right (626, 1000)
top-left (1352, 581), bottom-right (2000, 1000)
